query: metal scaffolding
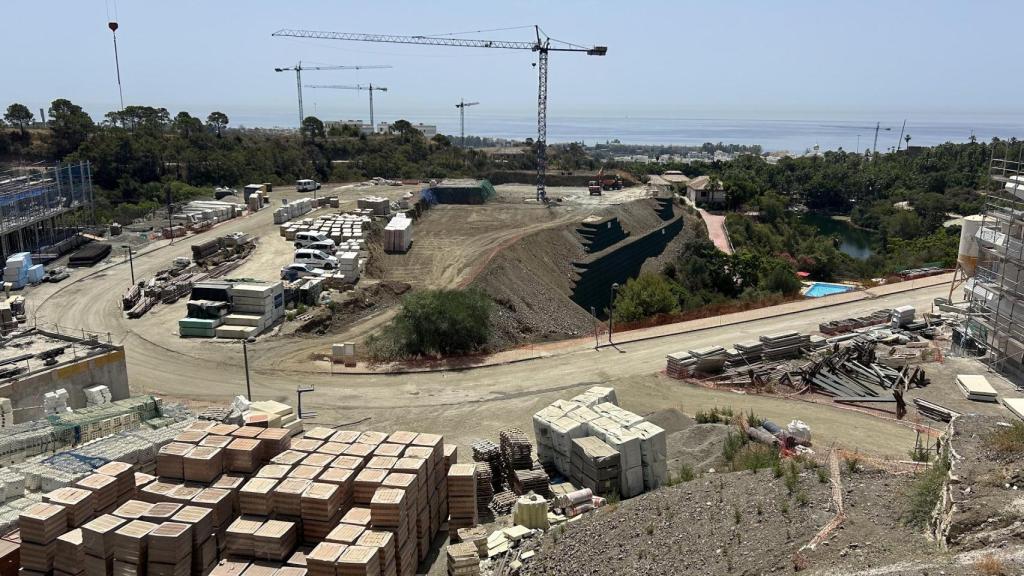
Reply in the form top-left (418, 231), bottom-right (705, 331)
top-left (0, 161), bottom-right (94, 261)
top-left (965, 143), bottom-right (1024, 375)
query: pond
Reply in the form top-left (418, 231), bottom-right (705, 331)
top-left (801, 213), bottom-right (877, 260)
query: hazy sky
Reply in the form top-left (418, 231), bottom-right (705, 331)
top-left (6, 0), bottom-right (1024, 131)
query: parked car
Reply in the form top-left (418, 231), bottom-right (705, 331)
top-left (294, 231), bottom-right (333, 249)
top-left (307, 240), bottom-right (337, 254)
top-left (293, 248), bottom-right (338, 270)
top-left (280, 263), bottom-right (326, 280)
top-left (296, 179), bottom-right (321, 192)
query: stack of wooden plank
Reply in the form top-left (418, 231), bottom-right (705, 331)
top-left (225, 517), bottom-right (262, 558)
top-left (570, 436), bottom-right (620, 496)
top-left (20, 503), bottom-right (68, 573)
top-left (76, 474), bottom-right (120, 515)
top-left (95, 462), bottom-right (136, 504)
top-left (226, 439), bottom-right (263, 473)
top-left (300, 482), bottom-right (343, 541)
top-left (82, 514), bottom-right (127, 576)
top-left (55, 528), bottom-right (86, 576)
top-left (157, 443), bottom-right (193, 479)
top-left (147, 522), bottom-right (193, 576)
top-left (112, 519), bottom-right (157, 576)
top-left (239, 478), bottom-right (277, 516)
top-left (446, 464), bottom-right (476, 538)
top-left (183, 446), bottom-right (225, 484)
top-left (273, 479), bottom-right (312, 518)
top-left (171, 506), bottom-right (215, 575)
top-left (337, 545), bottom-right (381, 576)
top-left (665, 351), bottom-right (696, 379)
top-left (45, 487), bottom-right (96, 528)
top-left (253, 520), bottom-right (298, 562)
top-left (356, 531), bottom-right (395, 576)
top-left (446, 542), bottom-right (479, 576)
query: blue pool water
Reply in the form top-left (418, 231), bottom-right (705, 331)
top-left (804, 282), bottom-right (855, 298)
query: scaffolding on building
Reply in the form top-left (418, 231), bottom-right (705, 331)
top-left (964, 142), bottom-right (1024, 377)
top-left (0, 161), bottom-right (95, 262)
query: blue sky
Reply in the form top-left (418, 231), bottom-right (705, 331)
top-left (5, 0), bottom-right (1023, 131)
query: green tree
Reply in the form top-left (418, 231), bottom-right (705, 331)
top-left (759, 260), bottom-right (802, 295)
top-left (301, 116), bottom-right (325, 141)
top-left (48, 98), bottom-right (95, 159)
top-left (206, 111), bottom-right (229, 137)
top-left (368, 288), bottom-right (493, 358)
top-left (4, 103), bottom-right (34, 135)
top-left (388, 119), bottom-right (421, 143)
top-left (172, 111), bottom-right (204, 141)
top-left (612, 273), bottom-right (679, 322)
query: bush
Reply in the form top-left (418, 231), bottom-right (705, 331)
top-left (902, 451), bottom-right (950, 528)
top-left (612, 273), bottom-right (678, 322)
top-left (989, 421), bottom-right (1024, 454)
top-left (696, 406), bottom-right (734, 424)
top-left (731, 443), bottom-right (780, 473)
top-left (367, 288), bottom-right (493, 360)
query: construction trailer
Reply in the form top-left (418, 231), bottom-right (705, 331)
top-left (0, 162), bottom-right (95, 264)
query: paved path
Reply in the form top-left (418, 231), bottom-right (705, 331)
top-left (693, 206), bottom-right (734, 254)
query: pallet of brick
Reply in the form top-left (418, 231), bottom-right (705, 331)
top-left (142, 502), bottom-right (182, 524)
top-left (337, 545), bottom-right (379, 576)
top-left (20, 502), bottom-right (68, 544)
top-left (253, 520), bottom-right (298, 562)
top-left (171, 505), bottom-right (214, 547)
top-left (498, 429), bottom-right (533, 471)
top-left (112, 520), bottom-right (157, 565)
top-left (201, 435), bottom-right (234, 449)
top-left (356, 531), bottom-right (394, 576)
top-left (570, 436), bottom-right (620, 496)
top-left (470, 441), bottom-right (500, 465)
top-left (157, 443), bottom-right (193, 479)
top-left (302, 453), bottom-right (335, 468)
top-left (77, 474), bottom-right (120, 513)
top-left (45, 487), bottom-right (96, 528)
top-left (446, 542), bottom-right (479, 576)
top-left (257, 464), bottom-right (293, 480)
top-left (325, 524), bottom-right (364, 546)
top-left (225, 517), bottom-right (262, 558)
top-left (300, 482), bottom-right (343, 541)
top-left (112, 500), bottom-right (152, 521)
top-left (192, 488), bottom-right (234, 528)
top-left (443, 445), bottom-right (457, 469)
top-left (272, 451), bottom-right (307, 467)
top-left (353, 469), bottom-right (387, 505)
top-left (446, 464), bottom-right (476, 536)
top-left (147, 522), bottom-right (193, 566)
top-left (183, 446), bottom-right (224, 484)
top-left (305, 542), bottom-right (344, 576)
top-left (95, 462), bottom-right (136, 500)
top-left (487, 491), bottom-right (516, 517)
top-left (292, 465), bottom-right (325, 481)
top-left (358, 432), bottom-right (388, 447)
top-left (273, 479), bottom-right (312, 518)
top-left (55, 528), bottom-right (86, 576)
top-left (82, 514), bottom-right (127, 560)
top-left (341, 507), bottom-right (371, 528)
top-left (511, 469), bottom-right (550, 498)
top-left (291, 439), bottom-right (323, 453)
top-left (239, 478), bottom-right (277, 516)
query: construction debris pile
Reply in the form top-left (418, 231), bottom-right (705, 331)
top-left (532, 387), bottom-right (667, 499)
top-left (818, 309), bottom-right (892, 336)
top-left (666, 331), bottom-right (825, 381)
top-left (178, 280), bottom-right (284, 339)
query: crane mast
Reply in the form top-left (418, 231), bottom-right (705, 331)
top-left (455, 99), bottom-right (479, 147)
top-left (273, 27), bottom-right (606, 203)
top-left (275, 62), bottom-right (392, 128)
top-left (305, 84), bottom-right (388, 129)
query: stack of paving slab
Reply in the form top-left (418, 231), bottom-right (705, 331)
top-left (891, 305), bottom-right (915, 328)
top-left (383, 216), bottom-right (412, 253)
top-left (760, 332), bottom-right (812, 361)
top-left (686, 346), bottom-right (729, 373)
top-left (533, 386), bottom-right (666, 498)
top-left (216, 282), bottom-right (285, 339)
top-left (335, 251), bottom-right (361, 283)
top-left (725, 341), bottom-right (765, 367)
top-left (447, 464), bottom-right (477, 539)
top-left (357, 197), bottom-right (391, 216)
top-left (274, 198), bottom-right (315, 225)
top-left (956, 374), bottom-right (999, 403)
top-left (247, 401), bottom-right (304, 435)
top-left (4, 252), bottom-right (32, 289)
top-left (20, 502), bottom-right (68, 573)
top-left (665, 352), bottom-right (697, 379)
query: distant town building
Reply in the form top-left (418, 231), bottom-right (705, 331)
top-left (661, 170), bottom-right (691, 186)
top-left (376, 122), bottom-right (438, 139)
top-left (686, 175), bottom-right (726, 206)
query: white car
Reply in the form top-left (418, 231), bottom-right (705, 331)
top-left (294, 248), bottom-right (339, 270)
top-left (280, 263), bottom-right (326, 280)
top-left (294, 231), bottom-right (332, 249)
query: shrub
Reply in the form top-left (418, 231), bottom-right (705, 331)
top-left (908, 446), bottom-right (932, 463)
top-left (816, 467), bottom-right (828, 483)
top-left (989, 421), bottom-right (1024, 454)
top-left (676, 462), bottom-right (694, 483)
top-left (612, 273), bottom-right (679, 322)
top-left (745, 410), bottom-right (765, 428)
top-left (902, 450), bottom-right (950, 528)
top-left (696, 406), bottom-right (735, 424)
top-left (795, 490), bottom-right (809, 507)
top-left (722, 430), bottom-right (748, 463)
top-left (844, 452), bottom-right (861, 473)
top-left (974, 553), bottom-right (1007, 576)
top-left (731, 443), bottom-right (780, 473)
top-left (367, 288), bottom-right (493, 360)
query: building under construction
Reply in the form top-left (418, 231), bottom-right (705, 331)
top-left (964, 144), bottom-right (1024, 378)
top-left (0, 161), bottom-right (94, 262)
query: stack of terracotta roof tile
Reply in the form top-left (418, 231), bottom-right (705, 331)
top-left (257, 464), bottom-right (293, 481)
top-left (138, 480), bottom-right (176, 504)
top-left (183, 446), bottom-right (225, 484)
top-left (379, 473), bottom-right (422, 563)
top-left (258, 428), bottom-right (291, 460)
top-left (192, 488), bottom-right (234, 529)
top-left (273, 479), bottom-right (312, 518)
top-left (225, 517), bottom-right (262, 558)
top-left (147, 522), bottom-right (193, 576)
top-left (356, 531), bottom-right (395, 576)
top-left (353, 469), bottom-right (387, 505)
top-left (372, 443), bottom-right (404, 459)
top-left (226, 439), bottom-right (263, 473)
top-left (253, 520), bottom-right (298, 562)
top-left (20, 503), bottom-right (68, 574)
top-left (112, 519), bottom-right (157, 576)
top-left (305, 542), bottom-right (344, 576)
top-left (141, 502), bottom-right (181, 524)
top-left (369, 489), bottom-right (411, 576)
top-left (358, 432), bottom-right (388, 447)
top-left (112, 500), bottom-right (152, 521)
top-left (303, 453), bottom-right (335, 468)
top-left (290, 439), bottom-right (322, 453)
top-left (341, 507), bottom-right (371, 529)
top-left (271, 451), bottom-right (306, 467)
top-left (208, 423), bottom-right (239, 436)
top-left (291, 465), bottom-right (324, 482)
top-left (239, 478), bottom-right (277, 516)
top-left (77, 473), bottom-right (119, 514)
top-left (171, 506), bottom-right (216, 573)
top-left (343, 444), bottom-right (374, 462)
top-left (167, 485), bottom-right (203, 505)
top-left (211, 473), bottom-right (246, 514)
top-left (55, 527), bottom-right (86, 576)
top-left (157, 443), bottom-right (193, 479)
top-left (300, 482), bottom-right (343, 541)
top-left (82, 514), bottom-right (127, 576)
top-left (316, 468), bottom-right (354, 510)
top-left (45, 487), bottom-right (96, 528)
top-left (95, 462), bottom-right (135, 503)
top-left (331, 455), bottom-right (364, 474)
top-left (324, 524), bottom-right (364, 546)
top-left (175, 430), bottom-right (207, 444)
top-left (200, 435), bottom-right (233, 449)
top-left (337, 545), bottom-right (380, 576)
top-left (446, 464), bottom-right (476, 539)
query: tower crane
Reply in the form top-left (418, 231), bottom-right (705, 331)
top-left (274, 62), bottom-right (392, 128)
top-left (304, 84), bottom-right (388, 130)
top-left (455, 99), bottom-right (479, 147)
top-left (272, 26), bottom-right (607, 203)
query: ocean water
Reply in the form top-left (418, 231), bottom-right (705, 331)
top-left (231, 111), bottom-right (1024, 153)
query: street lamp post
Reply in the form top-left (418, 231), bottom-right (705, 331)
top-left (242, 336), bottom-right (256, 400)
top-left (607, 283), bottom-right (620, 344)
top-left (122, 245), bottom-right (134, 285)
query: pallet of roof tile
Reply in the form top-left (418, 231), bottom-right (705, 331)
top-left (167, 484), bottom-right (203, 505)
top-left (358, 432), bottom-right (388, 447)
top-left (55, 528), bottom-right (87, 573)
top-left (239, 478), bottom-right (277, 516)
top-left (225, 516), bottom-right (262, 558)
top-left (304, 427), bottom-right (334, 441)
top-left (112, 520), bottom-right (157, 564)
top-left (192, 488), bottom-right (234, 528)
top-left (156, 443), bottom-right (193, 479)
top-left (82, 514), bottom-right (127, 558)
top-left (303, 452), bottom-right (336, 467)
top-left (45, 487), bottom-right (96, 528)
top-left (410, 433), bottom-right (442, 465)
top-left (20, 502), bottom-right (68, 544)
top-left (305, 542), bottom-right (344, 576)
top-left (141, 502), bottom-right (182, 524)
top-left (253, 520), bottom-right (298, 562)
top-left (356, 531), bottom-right (395, 576)
top-left (171, 505), bottom-right (214, 547)
top-left (291, 439), bottom-right (323, 453)
top-left (273, 479), bottom-right (312, 518)
top-left (337, 545), bottom-right (380, 576)
top-left (147, 521), bottom-right (193, 565)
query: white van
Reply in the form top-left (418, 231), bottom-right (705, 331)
top-left (294, 248), bottom-right (338, 269)
top-left (294, 231), bottom-right (333, 249)
top-left (296, 179), bottom-right (321, 192)
top-left (307, 240), bottom-right (337, 254)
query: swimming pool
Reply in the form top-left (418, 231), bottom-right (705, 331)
top-left (803, 282), bottom-right (856, 298)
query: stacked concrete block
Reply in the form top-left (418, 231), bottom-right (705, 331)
top-left (570, 437), bottom-right (620, 496)
top-left (383, 216), bottom-right (412, 254)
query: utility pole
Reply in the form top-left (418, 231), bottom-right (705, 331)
top-left (122, 245), bottom-right (134, 285)
top-left (455, 99), bottom-right (479, 147)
